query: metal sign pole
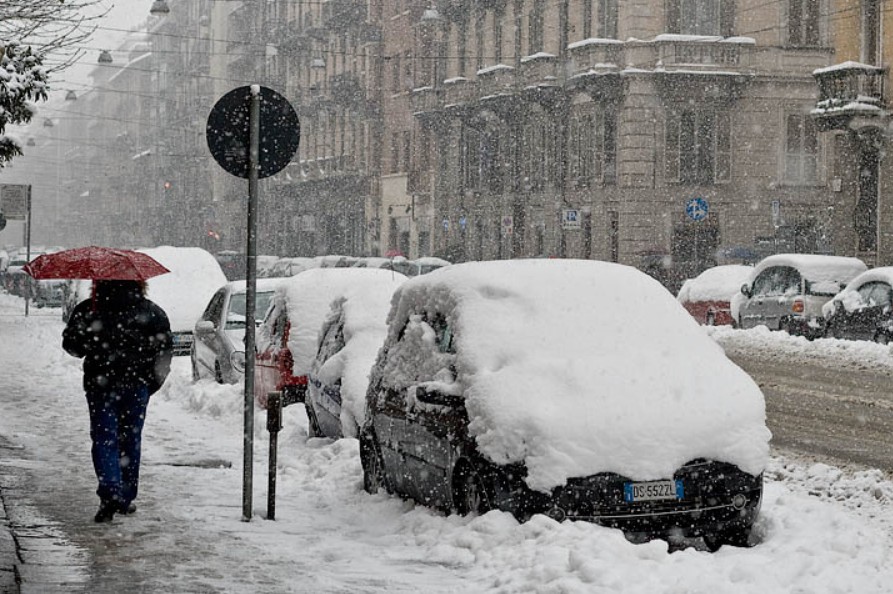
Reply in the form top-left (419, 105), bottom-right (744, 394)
top-left (24, 186), bottom-right (32, 317)
top-left (242, 86), bottom-right (261, 522)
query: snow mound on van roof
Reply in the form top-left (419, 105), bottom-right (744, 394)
top-left (281, 268), bottom-right (407, 376)
top-left (140, 246), bottom-right (227, 331)
top-left (387, 259), bottom-right (770, 491)
top-left (752, 254), bottom-right (867, 283)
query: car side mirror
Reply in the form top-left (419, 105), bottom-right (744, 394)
top-left (195, 320), bottom-right (216, 335)
top-left (416, 386), bottom-right (463, 407)
top-left (740, 284), bottom-right (752, 298)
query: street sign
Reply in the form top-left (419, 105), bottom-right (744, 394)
top-left (206, 86), bottom-right (300, 179)
top-left (685, 197), bottom-right (709, 222)
top-left (561, 209), bottom-right (581, 230)
top-left (0, 184), bottom-right (30, 220)
top-left (502, 215), bottom-right (514, 235)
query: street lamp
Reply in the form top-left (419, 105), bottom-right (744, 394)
top-left (149, 0), bottom-right (171, 16)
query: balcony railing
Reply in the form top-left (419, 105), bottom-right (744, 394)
top-left (812, 62), bottom-right (887, 130)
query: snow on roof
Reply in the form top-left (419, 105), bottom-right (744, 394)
top-left (813, 60), bottom-right (885, 75)
top-left (477, 64), bottom-right (514, 75)
top-left (380, 259), bottom-right (770, 491)
top-left (279, 268), bottom-right (407, 376)
top-left (677, 264), bottom-right (753, 303)
top-left (226, 277), bottom-right (288, 294)
top-left (823, 266), bottom-right (893, 317)
top-left (750, 254), bottom-right (867, 284)
top-left (140, 246), bottom-right (227, 331)
top-left (413, 257), bottom-right (451, 267)
top-left (567, 37), bottom-right (624, 50)
top-left (520, 52), bottom-right (557, 63)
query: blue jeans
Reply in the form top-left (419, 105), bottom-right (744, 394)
top-left (85, 385), bottom-right (150, 507)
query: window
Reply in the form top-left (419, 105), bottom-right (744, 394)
top-left (569, 107), bottom-right (617, 186)
top-left (668, 0), bottom-right (732, 36)
top-left (391, 54), bottom-right (401, 93)
top-left (752, 267), bottom-right (801, 297)
top-left (529, 0), bottom-right (545, 53)
top-left (317, 316), bottom-right (346, 363)
top-left (391, 133), bottom-right (400, 174)
top-left (666, 109), bottom-right (731, 185)
top-left (785, 113), bottom-right (818, 184)
top-left (598, 0), bottom-right (618, 38)
top-left (583, 0), bottom-right (593, 38)
top-left (789, 0), bottom-right (820, 46)
top-left (523, 116), bottom-right (555, 190)
top-left (402, 131), bottom-right (411, 173)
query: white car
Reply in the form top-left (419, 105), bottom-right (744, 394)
top-left (141, 246), bottom-right (228, 356)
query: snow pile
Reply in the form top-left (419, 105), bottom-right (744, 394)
top-left (312, 274), bottom-right (407, 433)
top-left (677, 264), bottom-right (753, 303)
top-left (279, 268), bottom-right (407, 376)
top-left (382, 260), bottom-right (770, 491)
top-left (139, 246), bottom-right (227, 331)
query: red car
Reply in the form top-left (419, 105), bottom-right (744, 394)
top-left (254, 297), bottom-right (305, 408)
top-left (677, 265), bottom-right (753, 326)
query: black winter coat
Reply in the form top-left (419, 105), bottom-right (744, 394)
top-left (63, 284), bottom-right (173, 394)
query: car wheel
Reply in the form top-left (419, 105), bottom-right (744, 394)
top-left (874, 332), bottom-right (890, 345)
top-left (360, 431), bottom-right (387, 494)
top-left (214, 361), bottom-right (224, 384)
top-left (453, 462), bottom-right (492, 516)
top-left (305, 402), bottom-right (323, 438)
top-left (703, 524), bottom-right (753, 552)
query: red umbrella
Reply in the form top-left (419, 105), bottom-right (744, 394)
top-left (23, 246), bottom-right (170, 281)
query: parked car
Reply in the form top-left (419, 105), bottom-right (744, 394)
top-left (141, 246), bottom-right (228, 356)
top-left (267, 257), bottom-right (318, 278)
top-left (191, 278), bottom-right (287, 383)
top-left (306, 272), bottom-right (407, 438)
top-left (31, 278), bottom-right (67, 308)
top-left (360, 259), bottom-right (769, 551)
top-left (4, 252), bottom-right (43, 296)
top-left (732, 254), bottom-right (867, 338)
top-left (61, 279), bottom-right (92, 323)
top-left (254, 268), bottom-right (406, 410)
top-left (215, 251), bottom-right (245, 281)
top-left (677, 265), bottom-right (753, 326)
top-left (822, 267), bottom-right (893, 344)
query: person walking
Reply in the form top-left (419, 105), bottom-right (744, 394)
top-left (63, 279), bottom-right (172, 522)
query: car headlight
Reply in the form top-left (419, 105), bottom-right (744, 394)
top-left (230, 350), bottom-right (246, 373)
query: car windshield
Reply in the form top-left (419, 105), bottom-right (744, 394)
top-left (226, 290), bottom-right (275, 329)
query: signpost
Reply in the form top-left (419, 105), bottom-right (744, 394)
top-left (207, 85), bottom-right (299, 522)
top-left (561, 209), bottom-right (581, 230)
top-left (1, 184), bottom-right (32, 315)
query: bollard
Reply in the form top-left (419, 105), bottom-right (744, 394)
top-left (266, 391), bottom-right (282, 520)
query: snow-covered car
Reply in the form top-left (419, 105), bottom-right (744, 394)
top-left (822, 267), bottom-right (893, 344)
top-left (4, 252), bottom-right (43, 296)
top-left (306, 272), bottom-right (407, 438)
top-left (360, 259), bottom-right (770, 551)
top-left (677, 264), bottom-right (753, 326)
top-left (140, 246), bottom-right (228, 356)
top-left (31, 278), bottom-right (67, 308)
top-left (61, 279), bottom-right (92, 323)
top-left (267, 257), bottom-right (318, 278)
top-left (732, 254), bottom-right (867, 339)
top-left (254, 268), bottom-right (406, 410)
top-left (191, 278), bottom-right (287, 384)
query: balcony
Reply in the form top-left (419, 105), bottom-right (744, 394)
top-left (812, 61), bottom-right (888, 132)
top-left (442, 77), bottom-right (477, 108)
top-left (411, 86), bottom-right (441, 115)
top-left (567, 39), bottom-right (623, 77)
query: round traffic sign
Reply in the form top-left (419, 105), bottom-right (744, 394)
top-left (685, 197), bottom-right (709, 222)
top-left (206, 86), bottom-right (300, 179)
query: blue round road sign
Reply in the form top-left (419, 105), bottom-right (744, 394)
top-left (685, 197), bottom-right (709, 222)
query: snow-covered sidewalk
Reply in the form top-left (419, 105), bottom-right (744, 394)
top-left (1, 292), bottom-right (892, 593)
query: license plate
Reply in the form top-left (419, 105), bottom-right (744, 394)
top-left (623, 480), bottom-right (683, 503)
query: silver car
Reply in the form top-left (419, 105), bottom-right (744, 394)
top-left (733, 254), bottom-right (867, 338)
top-left (191, 278), bottom-right (286, 384)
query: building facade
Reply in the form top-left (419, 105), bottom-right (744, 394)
top-left (53, 0), bottom-right (868, 287)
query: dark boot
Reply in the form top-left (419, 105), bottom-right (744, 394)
top-left (94, 501), bottom-right (116, 523)
top-left (117, 502), bottom-right (137, 515)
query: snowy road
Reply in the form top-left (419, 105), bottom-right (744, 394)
top-left (2, 296), bottom-right (893, 593)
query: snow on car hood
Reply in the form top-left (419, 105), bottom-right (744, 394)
top-left (280, 268), bottom-right (407, 376)
top-left (140, 246), bottom-right (227, 331)
top-left (677, 264), bottom-right (753, 303)
top-left (382, 259), bottom-right (771, 492)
